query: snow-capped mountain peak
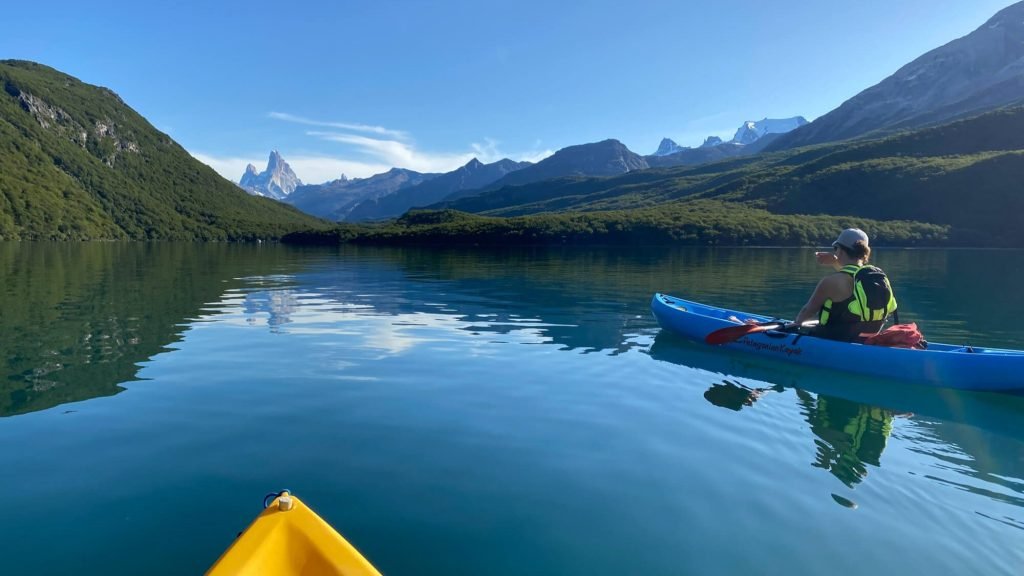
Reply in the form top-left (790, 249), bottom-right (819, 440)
top-left (653, 137), bottom-right (686, 156)
top-left (238, 150), bottom-right (303, 200)
top-left (731, 117), bottom-right (808, 145)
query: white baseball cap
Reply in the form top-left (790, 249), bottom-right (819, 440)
top-left (832, 228), bottom-right (869, 250)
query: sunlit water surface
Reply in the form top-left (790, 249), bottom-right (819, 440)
top-left (1, 243), bottom-right (1022, 575)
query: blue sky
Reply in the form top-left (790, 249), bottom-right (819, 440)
top-left (1, 0), bottom-right (1016, 183)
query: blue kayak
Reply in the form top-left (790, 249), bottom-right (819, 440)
top-left (651, 293), bottom-right (1024, 392)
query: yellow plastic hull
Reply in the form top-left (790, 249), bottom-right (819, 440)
top-left (207, 494), bottom-right (382, 575)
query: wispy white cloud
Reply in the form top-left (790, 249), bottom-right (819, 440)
top-left (308, 131), bottom-right (553, 174)
top-left (308, 131), bottom-right (477, 173)
top-left (514, 147), bottom-right (557, 164)
top-left (687, 111), bottom-right (734, 126)
top-left (470, 138), bottom-right (555, 164)
top-left (287, 155), bottom-right (393, 183)
top-left (269, 112), bottom-right (410, 140)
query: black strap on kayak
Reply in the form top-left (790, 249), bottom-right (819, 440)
top-left (263, 489), bottom-right (292, 509)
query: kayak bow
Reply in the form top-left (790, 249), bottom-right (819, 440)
top-left (651, 293), bottom-right (1024, 392)
top-left (207, 492), bottom-right (382, 576)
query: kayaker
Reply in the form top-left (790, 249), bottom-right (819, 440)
top-left (794, 228), bottom-right (898, 342)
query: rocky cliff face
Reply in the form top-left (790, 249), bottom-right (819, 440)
top-left (239, 150), bottom-right (302, 199)
top-left (771, 1), bottom-right (1024, 149)
top-left (3, 79), bottom-right (141, 167)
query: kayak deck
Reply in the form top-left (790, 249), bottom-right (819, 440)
top-left (207, 493), bottom-right (381, 576)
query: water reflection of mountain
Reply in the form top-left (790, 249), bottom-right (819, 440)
top-left (650, 334), bottom-right (1024, 501)
top-left (0, 243), bottom-right (307, 417)
top-left (243, 288), bottom-right (300, 331)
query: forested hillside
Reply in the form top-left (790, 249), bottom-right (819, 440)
top-left (0, 60), bottom-right (324, 240)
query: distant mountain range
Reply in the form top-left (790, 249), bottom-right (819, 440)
top-left (771, 1), bottom-right (1024, 150)
top-left (256, 117), bottom-right (807, 222)
top-left (239, 151), bottom-right (302, 199)
top-left (445, 139), bottom-right (648, 202)
top-left (647, 116), bottom-right (807, 168)
top-left (445, 105), bottom-right (1024, 226)
top-left (270, 139), bottom-right (649, 221)
top-left (286, 168), bottom-right (438, 221)
top-left (652, 116), bottom-right (808, 156)
top-left (237, 114), bottom-right (808, 222)
top-left (344, 157), bottom-right (530, 221)
top-left (647, 142), bottom-right (750, 169)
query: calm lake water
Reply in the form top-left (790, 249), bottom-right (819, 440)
top-left (1, 243), bottom-right (1023, 575)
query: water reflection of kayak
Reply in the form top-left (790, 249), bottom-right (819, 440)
top-left (647, 332), bottom-right (1024, 441)
top-left (649, 333), bottom-right (1024, 498)
top-left (702, 377), bottom-right (894, 488)
top-left (651, 293), bottom-right (1024, 392)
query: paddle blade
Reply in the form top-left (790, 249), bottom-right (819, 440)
top-left (704, 323), bottom-right (782, 345)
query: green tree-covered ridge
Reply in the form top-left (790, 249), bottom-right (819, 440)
top-left (0, 60), bottom-right (325, 240)
top-left (285, 202), bottom-right (948, 247)
top-left (286, 106), bottom-right (1024, 247)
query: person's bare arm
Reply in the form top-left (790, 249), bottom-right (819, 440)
top-left (796, 275), bottom-right (839, 324)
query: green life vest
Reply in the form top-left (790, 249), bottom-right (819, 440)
top-left (819, 264), bottom-right (898, 335)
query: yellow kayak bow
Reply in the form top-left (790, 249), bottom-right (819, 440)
top-left (207, 492), bottom-right (382, 575)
